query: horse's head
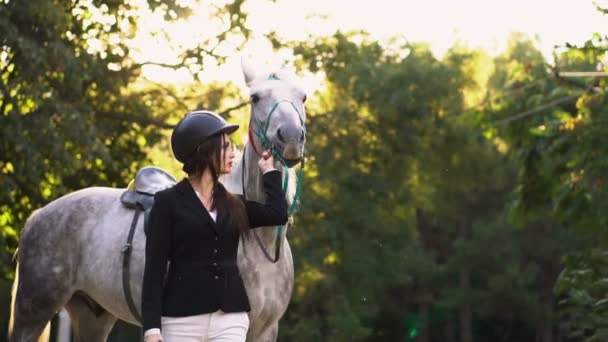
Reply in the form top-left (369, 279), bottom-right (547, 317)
top-left (242, 60), bottom-right (307, 168)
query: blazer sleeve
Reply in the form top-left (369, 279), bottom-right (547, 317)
top-left (243, 170), bottom-right (289, 228)
top-left (141, 190), bottom-right (172, 332)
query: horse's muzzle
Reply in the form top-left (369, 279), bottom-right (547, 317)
top-left (275, 142), bottom-right (304, 168)
top-left (282, 157), bottom-right (303, 168)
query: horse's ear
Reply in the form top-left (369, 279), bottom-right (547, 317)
top-left (280, 63), bottom-right (295, 74)
top-left (241, 56), bottom-right (257, 85)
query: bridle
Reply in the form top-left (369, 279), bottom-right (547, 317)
top-left (242, 74), bottom-right (305, 263)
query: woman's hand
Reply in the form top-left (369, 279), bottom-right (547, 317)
top-left (144, 334), bottom-right (162, 342)
top-left (258, 150), bottom-right (277, 174)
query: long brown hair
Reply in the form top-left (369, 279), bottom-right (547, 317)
top-left (183, 133), bottom-right (249, 235)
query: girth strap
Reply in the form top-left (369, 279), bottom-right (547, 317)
top-left (121, 204), bottom-right (144, 324)
top-left (242, 147), bottom-right (284, 263)
top-left (118, 165), bottom-right (176, 324)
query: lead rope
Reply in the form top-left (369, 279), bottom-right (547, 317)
top-left (244, 73), bottom-right (305, 263)
top-left (242, 144), bottom-right (303, 263)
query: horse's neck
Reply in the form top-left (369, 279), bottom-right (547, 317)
top-left (221, 145), bottom-right (257, 195)
top-left (222, 142), bottom-right (293, 243)
top-left (242, 144), bottom-right (266, 203)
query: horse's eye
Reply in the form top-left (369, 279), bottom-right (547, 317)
top-left (251, 94), bottom-right (260, 104)
top-left (302, 95), bottom-right (307, 103)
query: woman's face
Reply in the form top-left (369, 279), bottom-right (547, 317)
top-left (220, 133), bottom-right (235, 174)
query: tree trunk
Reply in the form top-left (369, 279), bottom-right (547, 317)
top-left (459, 269), bottom-right (473, 342)
top-left (538, 293), bottom-right (554, 342)
top-left (445, 312), bottom-right (456, 342)
top-left (416, 290), bottom-right (434, 342)
top-left (419, 302), bottom-right (430, 342)
top-left (459, 220), bottom-right (473, 342)
top-left (414, 208), bottom-right (435, 342)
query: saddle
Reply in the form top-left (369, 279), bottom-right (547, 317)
top-left (119, 166), bottom-right (176, 324)
top-left (120, 166), bottom-right (176, 235)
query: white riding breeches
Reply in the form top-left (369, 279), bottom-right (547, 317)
top-left (160, 310), bottom-right (249, 342)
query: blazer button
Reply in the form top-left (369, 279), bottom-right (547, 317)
top-left (214, 275), bottom-right (219, 280)
top-left (214, 236), bottom-right (219, 241)
top-left (213, 249), bottom-right (218, 254)
top-left (212, 262), bottom-right (218, 266)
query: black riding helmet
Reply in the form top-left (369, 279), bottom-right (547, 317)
top-left (171, 110), bottom-right (239, 163)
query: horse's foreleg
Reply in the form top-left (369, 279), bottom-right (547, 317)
top-left (65, 295), bottom-right (117, 342)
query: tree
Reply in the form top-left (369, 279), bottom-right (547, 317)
top-left (478, 19), bottom-right (607, 340)
top-left (270, 31), bottom-right (538, 341)
top-left (0, 0), bottom-right (254, 338)
top-left (268, 29), bottom-right (599, 341)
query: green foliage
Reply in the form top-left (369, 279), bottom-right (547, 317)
top-left (274, 31), bottom-right (571, 341)
top-left (479, 10), bottom-right (608, 341)
top-left (2, 1), bottom-right (606, 340)
top-left (556, 249), bottom-right (608, 341)
top-left (0, 0), bottom-right (253, 277)
top-left (1, 0), bottom-right (157, 277)
top-left (0, 4), bottom-right (254, 341)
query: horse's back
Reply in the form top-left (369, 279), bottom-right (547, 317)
top-left (18, 186), bottom-right (146, 322)
top-left (21, 187), bottom-right (122, 242)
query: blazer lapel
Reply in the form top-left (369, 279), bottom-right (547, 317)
top-left (216, 206), bottom-right (227, 229)
top-left (175, 179), bottom-right (219, 235)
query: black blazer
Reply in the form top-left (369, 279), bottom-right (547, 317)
top-left (141, 170), bottom-right (288, 331)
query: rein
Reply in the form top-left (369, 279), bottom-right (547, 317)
top-left (242, 146), bottom-right (303, 263)
top-left (243, 74), bottom-right (305, 263)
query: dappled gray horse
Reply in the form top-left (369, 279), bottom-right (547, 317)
top-left (9, 62), bottom-right (307, 342)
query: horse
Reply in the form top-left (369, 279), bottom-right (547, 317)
top-left (8, 60), bottom-right (307, 342)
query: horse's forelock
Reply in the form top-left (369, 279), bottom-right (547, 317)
top-left (248, 69), bottom-right (305, 94)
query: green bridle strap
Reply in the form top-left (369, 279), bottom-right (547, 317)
top-left (275, 165), bottom-right (304, 245)
top-left (252, 99), bottom-right (305, 162)
top-left (247, 74), bottom-right (306, 263)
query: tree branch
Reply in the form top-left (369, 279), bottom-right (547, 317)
top-left (493, 93), bottom-right (582, 126)
top-left (551, 54), bottom-right (595, 90)
top-left (557, 72), bottom-right (608, 77)
top-left (96, 101), bottom-right (251, 130)
top-left (97, 111), bottom-right (175, 129)
top-left (134, 61), bottom-right (187, 70)
top-left (462, 78), bottom-right (549, 113)
top-left (217, 102), bottom-right (248, 116)
top-left (138, 84), bottom-right (191, 113)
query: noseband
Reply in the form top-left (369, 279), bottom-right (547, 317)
top-left (249, 98), bottom-right (305, 164)
top-left (243, 74), bottom-right (305, 263)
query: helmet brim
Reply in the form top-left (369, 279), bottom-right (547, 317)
top-left (210, 123), bottom-right (239, 137)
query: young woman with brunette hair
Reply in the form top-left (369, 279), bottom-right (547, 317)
top-left (141, 111), bottom-right (288, 342)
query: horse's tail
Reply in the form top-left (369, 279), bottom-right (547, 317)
top-left (8, 262), bottom-right (18, 340)
top-left (9, 261), bottom-right (51, 342)
top-left (39, 319), bottom-right (51, 342)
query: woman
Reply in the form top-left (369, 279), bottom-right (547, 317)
top-left (142, 110), bottom-right (288, 342)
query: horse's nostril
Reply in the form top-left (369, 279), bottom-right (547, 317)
top-left (300, 129), bottom-right (305, 142)
top-left (277, 129), bottom-right (285, 143)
